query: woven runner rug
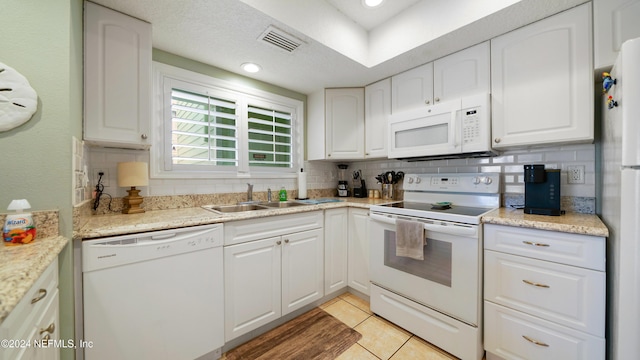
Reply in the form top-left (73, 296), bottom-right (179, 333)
top-left (225, 307), bottom-right (362, 360)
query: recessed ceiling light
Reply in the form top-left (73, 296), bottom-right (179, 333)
top-left (241, 62), bottom-right (261, 73)
top-left (362, 0), bottom-right (384, 8)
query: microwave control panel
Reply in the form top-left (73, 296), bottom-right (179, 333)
top-left (462, 108), bottom-right (480, 144)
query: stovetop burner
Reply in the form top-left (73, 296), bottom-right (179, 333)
top-left (378, 201), bottom-right (492, 217)
top-left (370, 173), bottom-right (501, 225)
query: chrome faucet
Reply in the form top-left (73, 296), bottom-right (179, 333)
top-left (247, 183), bottom-right (253, 202)
top-left (267, 188), bottom-right (272, 202)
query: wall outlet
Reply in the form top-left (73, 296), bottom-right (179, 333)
top-left (93, 168), bottom-right (110, 187)
top-left (567, 165), bottom-right (585, 184)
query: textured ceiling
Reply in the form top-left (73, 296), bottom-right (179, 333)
top-left (88, 0), bottom-right (588, 95)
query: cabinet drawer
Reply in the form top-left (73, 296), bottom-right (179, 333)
top-left (484, 224), bottom-right (605, 271)
top-left (485, 250), bottom-right (604, 336)
top-left (485, 302), bottom-right (605, 360)
top-left (224, 211), bottom-right (323, 245)
top-left (1, 259), bottom-right (58, 339)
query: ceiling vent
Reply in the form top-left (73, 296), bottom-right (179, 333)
top-left (258, 26), bottom-right (304, 53)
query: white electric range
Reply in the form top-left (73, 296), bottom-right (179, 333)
top-left (369, 173), bottom-right (501, 360)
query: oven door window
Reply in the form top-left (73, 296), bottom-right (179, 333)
top-left (383, 230), bottom-right (451, 287)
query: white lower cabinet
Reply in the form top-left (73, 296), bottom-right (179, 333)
top-left (484, 224), bottom-right (605, 360)
top-left (348, 208), bottom-right (370, 295)
top-left (324, 208), bottom-right (349, 296)
top-left (0, 259), bottom-right (59, 360)
top-left (223, 212), bottom-right (324, 341)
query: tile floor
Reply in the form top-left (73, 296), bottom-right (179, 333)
top-left (320, 293), bottom-right (459, 360)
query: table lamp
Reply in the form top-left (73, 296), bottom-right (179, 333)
top-left (117, 162), bottom-right (149, 214)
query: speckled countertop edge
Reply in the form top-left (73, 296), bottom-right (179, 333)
top-left (0, 236), bottom-right (69, 324)
top-left (75, 197), bottom-right (394, 240)
top-left (77, 199), bottom-right (609, 240)
top-left (482, 207), bottom-right (609, 237)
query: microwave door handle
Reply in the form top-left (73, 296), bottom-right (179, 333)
top-left (452, 110), bottom-right (462, 150)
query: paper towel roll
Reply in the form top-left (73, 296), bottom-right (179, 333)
top-left (298, 169), bottom-right (308, 199)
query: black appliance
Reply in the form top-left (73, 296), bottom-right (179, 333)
top-left (524, 165), bottom-right (561, 216)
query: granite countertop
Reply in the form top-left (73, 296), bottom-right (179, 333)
top-left (0, 236), bottom-right (69, 324)
top-left (76, 197), bottom-right (394, 239)
top-left (482, 207), bottom-right (609, 237)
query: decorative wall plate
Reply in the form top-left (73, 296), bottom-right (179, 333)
top-left (0, 61), bottom-right (38, 132)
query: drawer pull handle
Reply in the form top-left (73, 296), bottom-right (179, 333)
top-left (31, 289), bottom-right (47, 304)
top-left (523, 279), bottom-right (550, 288)
top-left (522, 335), bottom-right (549, 347)
top-left (522, 241), bottom-right (550, 247)
top-left (40, 322), bottom-right (55, 335)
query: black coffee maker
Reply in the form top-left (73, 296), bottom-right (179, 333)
top-left (524, 165), bottom-right (561, 216)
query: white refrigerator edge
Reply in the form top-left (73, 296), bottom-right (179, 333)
top-left (601, 36), bottom-right (640, 360)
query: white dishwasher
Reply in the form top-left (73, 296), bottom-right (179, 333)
top-left (82, 224), bottom-right (224, 360)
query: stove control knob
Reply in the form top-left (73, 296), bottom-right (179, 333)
top-left (483, 177), bottom-right (493, 185)
top-left (415, 177), bottom-right (422, 184)
top-left (473, 177), bottom-right (482, 185)
top-left (407, 177), bottom-right (414, 184)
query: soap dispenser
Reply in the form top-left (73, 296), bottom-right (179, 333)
top-left (3, 199), bottom-right (36, 245)
top-left (279, 187), bottom-right (287, 201)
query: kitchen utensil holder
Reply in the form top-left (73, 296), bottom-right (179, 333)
top-left (382, 184), bottom-right (395, 200)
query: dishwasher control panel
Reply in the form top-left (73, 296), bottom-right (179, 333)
top-left (82, 224), bottom-right (223, 272)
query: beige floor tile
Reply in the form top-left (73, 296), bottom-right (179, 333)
top-left (339, 292), bottom-right (373, 314)
top-left (319, 296), bottom-right (341, 309)
top-left (355, 316), bottom-right (411, 360)
top-left (390, 336), bottom-right (457, 360)
top-left (336, 344), bottom-right (380, 360)
top-left (324, 299), bottom-right (371, 328)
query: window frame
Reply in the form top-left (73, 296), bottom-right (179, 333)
top-left (151, 62), bottom-right (304, 179)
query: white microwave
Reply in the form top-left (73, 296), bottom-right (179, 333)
top-left (388, 93), bottom-right (497, 160)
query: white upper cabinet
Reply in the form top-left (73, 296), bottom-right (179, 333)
top-left (391, 62), bottom-right (434, 113)
top-left (392, 42), bottom-right (489, 114)
top-left (325, 88), bottom-right (365, 159)
top-left (365, 78), bottom-right (391, 159)
top-left (433, 42), bottom-right (490, 102)
top-left (594, 0), bottom-right (640, 70)
top-left (490, 3), bottom-right (593, 149)
top-left (84, 1), bottom-right (152, 149)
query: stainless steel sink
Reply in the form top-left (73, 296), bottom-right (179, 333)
top-left (259, 201), bottom-right (308, 208)
top-left (202, 204), bottom-right (268, 213)
top-left (202, 200), bottom-right (311, 214)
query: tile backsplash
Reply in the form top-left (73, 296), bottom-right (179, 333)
top-left (85, 143), bottom-right (596, 214)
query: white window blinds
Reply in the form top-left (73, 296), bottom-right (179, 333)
top-left (171, 89), bottom-right (238, 167)
top-left (247, 105), bottom-right (292, 168)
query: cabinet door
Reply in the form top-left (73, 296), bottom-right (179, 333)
top-left (348, 208), bottom-right (370, 295)
top-left (325, 88), bottom-right (365, 159)
top-left (391, 62), bottom-right (434, 113)
top-left (84, 1), bottom-right (151, 148)
top-left (491, 3), bottom-right (593, 149)
top-left (224, 237), bottom-right (282, 341)
top-left (594, 0), bottom-right (640, 69)
top-left (324, 208), bottom-right (349, 295)
top-left (433, 41), bottom-right (490, 102)
top-left (282, 228), bottom-right (324, 315)
top-left (365, 78), bottom-right (391, 158)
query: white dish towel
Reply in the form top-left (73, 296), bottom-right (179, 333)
top-left (395, 219), bottom-right (425, 260)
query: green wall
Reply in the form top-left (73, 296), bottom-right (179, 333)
top-left (1, 1), bottom-right (83, 359)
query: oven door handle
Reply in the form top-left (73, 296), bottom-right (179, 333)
top-left (370, 213), bottom-right (477, 237)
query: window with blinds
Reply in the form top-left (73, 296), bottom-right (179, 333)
top-left (152, 62), bottom-right (301, 178)
top-left (171, 89), bottom-right (238, 167)
top-left (248, 105), bottom-right (292, 168)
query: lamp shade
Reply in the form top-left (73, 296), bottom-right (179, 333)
top-left (117, 162), bottom-right (149, 187)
